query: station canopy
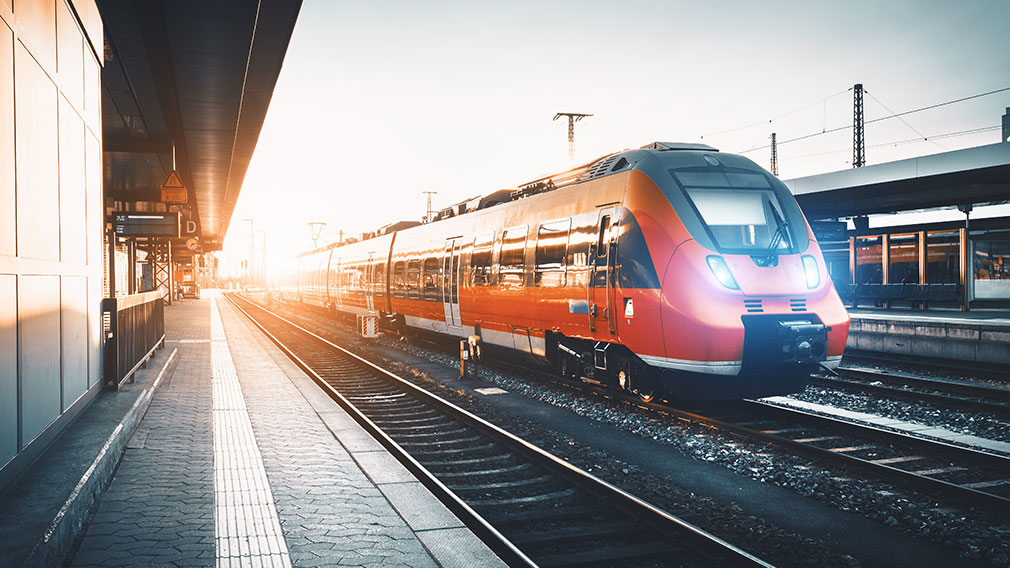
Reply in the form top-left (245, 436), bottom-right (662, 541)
top-left (783, 142), bottom-right (1010, 220)
top-left (99, 0), bottom-right (302, 251)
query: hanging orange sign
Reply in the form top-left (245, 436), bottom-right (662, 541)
top-left (160, 170), bottom-right (188, 203)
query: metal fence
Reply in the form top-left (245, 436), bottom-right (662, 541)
top-left (102, 291), bottom-right (165, 390)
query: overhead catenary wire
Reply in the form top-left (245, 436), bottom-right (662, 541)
top-left (777, 124), bottom-right (1001, 162)
top-left (700, 87), bottom-right (852, 139)
top-left (864, 90), bottom-right (948, 152)
top-left (736, 85), bottom-right (1010, 154)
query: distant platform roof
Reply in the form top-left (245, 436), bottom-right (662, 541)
top-left (783, 142), bottom-right (1010, 220)
top-left (100, 0), bottom-right (302, 251)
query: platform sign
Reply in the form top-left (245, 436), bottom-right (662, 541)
top-left (811, 221), bottom-right (848, 243)
top-left (160, 170), bottom-right (188, 203)
top-left (113, 212), bottom-right (181, 237)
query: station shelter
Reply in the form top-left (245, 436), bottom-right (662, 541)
top-left (785, 141), bottom-right (1010, 310)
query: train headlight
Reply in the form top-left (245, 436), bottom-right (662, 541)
top-left (706, 256), bottom-right (739, 290)
top-left (802, 255), bottom-right (820, 289)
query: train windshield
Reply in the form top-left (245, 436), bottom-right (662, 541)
top-left (670, 169), bottom-right (800, 255)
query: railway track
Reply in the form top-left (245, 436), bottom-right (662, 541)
top-left (225, 293), bottom-right (773, 568)
top-left (509, 364), bottom-right (1010, 515)
top-left (675, 399), bottom-right (1010, 514)
top-left (810, 367), bottom-right (1010, 418)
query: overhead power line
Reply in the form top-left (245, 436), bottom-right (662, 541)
top-left (778, 124), bottom-right (1000, 161)
top-left (700, 87), bottom-right (851, 139)
top-left (736, 85), bottom-right (1010, 154)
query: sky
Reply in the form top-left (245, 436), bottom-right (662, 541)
top-left (222, 0), bottom-right (1010, 271)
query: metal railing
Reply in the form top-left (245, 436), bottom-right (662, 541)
top-left (102, 291), bottom-right (165, 390)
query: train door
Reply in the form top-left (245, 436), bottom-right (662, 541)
top-left (588, 208), bottom-right (617, 335)
top-left (442, 237), bottom-right (462, 328)
top-left (365, 253), bottom-right (375, 312)
top-left (325, 251), bottom-right (335, 307)
top-left (334, 258), bottom-right (342, 307)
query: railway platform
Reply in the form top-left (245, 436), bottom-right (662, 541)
top-left (0, 291), bottom-right (504, 568)
top-left (846, 308), bottom-right (1010, 367)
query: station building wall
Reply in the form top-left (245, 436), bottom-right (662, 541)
top-left (0, 0), bottom-right (103, 487)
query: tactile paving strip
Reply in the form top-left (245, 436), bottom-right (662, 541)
top-left (211, 297), bottom-right (292, 567)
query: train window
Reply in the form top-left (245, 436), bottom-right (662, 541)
top-left (406, 259), bottom-right (421, 298)
top-left (374, 262), bottom-right (385, 293)
top-left (392, 260), bottom-right (406, 297)
top-left (597, 215), bottom-right (611, 256)
top-left (535, 220), bottom-right (570, 287)
top-left (422, 257), bottom-right (440, 300)
top-left (470, 233), bottom-right (495, 286)
top-left (499, 226), bottom-right (527, 286)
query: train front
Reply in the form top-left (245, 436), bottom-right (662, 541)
top-left (627, 147), bottom-right (849, 399)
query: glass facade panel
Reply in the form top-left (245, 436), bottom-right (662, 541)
top-left (888, 233), bottom-right (918, 284)
top-left (973, 238), bottom-right (1010, 300)
top-left (926, 231), bottom-right (959, 284)
top-left (855, 236), bottom-right (882, 284)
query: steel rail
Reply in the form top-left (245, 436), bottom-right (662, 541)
top-left (657, 399), bottom-right (1010, 514)
top-left (810, 367), bottom-right (1010, 418)
top-left (226, 293), bottom-right (774, 568)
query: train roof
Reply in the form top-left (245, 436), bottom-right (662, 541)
top-left (299, 141), bottom-right (724, 256)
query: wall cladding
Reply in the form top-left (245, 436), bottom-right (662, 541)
top-left (0, 0), bottom-right (104, 484)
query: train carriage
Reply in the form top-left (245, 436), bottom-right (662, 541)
top-left (283, 142), bottom-right (850, 399)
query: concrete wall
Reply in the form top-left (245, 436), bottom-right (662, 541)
top-left (847, 316), bottom-right (1010, 366)
top-left (0, 0), bottom-right (103, 484)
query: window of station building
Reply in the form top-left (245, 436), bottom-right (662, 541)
top-left (499, 226), bottom-right (527, 286)
top-left (535, 219), bottom-right (570, 287)
top-left (392, 260), bottom-right (406, 297)
top-left (973, 237), bottom-right (1010, 300)
top-left (470, 233), bottom-right (495, 286)
top-left (926, 231), bottom-right (959, 284)
top-left (406, 259), bottom-right (421, 298)
top-left (854, 236), bottom-right (883, 284)
top-left (888, 233), bottom-right (919, 284)
top-left (422, 257), bottom-right (441, 300)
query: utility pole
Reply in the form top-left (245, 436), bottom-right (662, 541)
top-left (769, 132), bottom-right (779, 176)
top-left (242, 218), bottom-right (254, 289)
top-left (553, 112), bottom-right (592, 160)
top-left (853, 83), bottom-right (865, 167)
top-left (422, 191), bottom-right (438, 223)
top-left (308, 221), bottom-right (327, 249)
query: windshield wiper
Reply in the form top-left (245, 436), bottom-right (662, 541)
top-left (760, 201), bottom-right (790, 265)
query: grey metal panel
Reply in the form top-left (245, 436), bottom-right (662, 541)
top-left (18, 275), bottom-right (61, 446)
top-left (0, 19), bottom-right (13, 257)
top-left (56, 0), bottom-right (84, 110)
top-left (58, 96), bottom-right (86, 265)
top-left (0, 274), bottom-right (16, 467)
top-left (13, 0), bottom-right (56, 74)
top-left (61, 276), bottom-right (88, 410)
top-left (87, 132), bottom-right (103, 388)
top-left (14, 42), bottom-right (59, 262)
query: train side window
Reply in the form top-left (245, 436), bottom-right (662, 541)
top-left (565, 216), bottom-right (595, 288)
top-left (597, 215), bottom-right (611, 257)
top-left (422, 257), bottom-right (440, 300)
top-left (499, 226), bottom-right (527, 287)
top-left (392, 260), bottom-right (406, 298)
top-left (535, 219), bottom-right (570, 287)
top-left (374, 262), bottom-right (385, 294)
top-left (406, 259), bottom-right (421, 299)
top-left (470, 233), bottom-right (495, 286)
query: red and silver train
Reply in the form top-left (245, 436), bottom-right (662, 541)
top-left (280, 142), bottom-right (849, 399)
